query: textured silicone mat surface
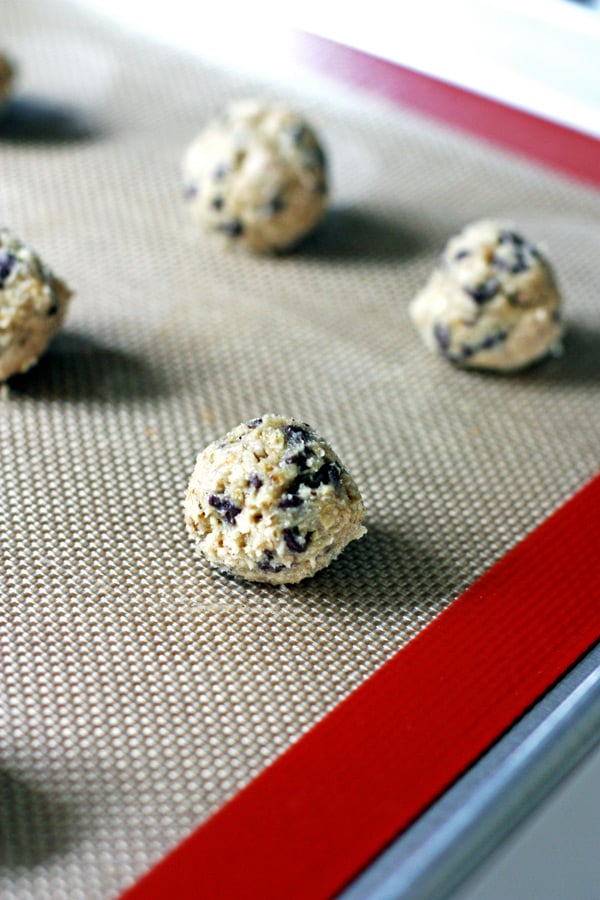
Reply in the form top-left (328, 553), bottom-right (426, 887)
top-left (1, 2), bottom-right (599, 898)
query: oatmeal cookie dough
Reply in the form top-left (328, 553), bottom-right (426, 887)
top-left (410, 220), bottom-right (564, 372)
top-left (185, 414), bottom-right (366, 584)
top-left (182, 99), bottom-right (328, 253)
top-left (0, 52), bottom-right (14, 111)
top-left (0, 228), bottom-right (73, 381)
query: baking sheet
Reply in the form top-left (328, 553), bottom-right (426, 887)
top-left (1, 1), bottom-right (599, 897)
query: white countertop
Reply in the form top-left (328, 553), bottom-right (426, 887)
top-left (76, 0), bottom-right (600, 138)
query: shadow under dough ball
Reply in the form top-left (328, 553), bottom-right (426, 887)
top-left (182, 99), bottom-right (329, 253)
top-left (185, 414), bottom-right (366, 584)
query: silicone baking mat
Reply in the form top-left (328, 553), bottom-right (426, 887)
top-left (1, 2), bottom-right (599, 898)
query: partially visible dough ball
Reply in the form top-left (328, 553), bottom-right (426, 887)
top-left (410, 220), bottom-right (564, 372)
top-left (182, 99), bottom-right (328, 253)
top-left (0, 52), bottom-right (14, 111)
top-left (185, 414), bottom-right (366, 584)
top-left (0, 228), bottom-right (73, 381)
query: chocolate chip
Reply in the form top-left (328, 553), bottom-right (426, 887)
top-left (434, 322), bottom-right (451, 353)
top-left (0, 251), bottom-right (16, 287)
top-left (269, 195), bottom-right (285, 215)
top-left (218, 220), bottom-right (244, 238)
top-left (247, 417), bottom-right (263, 428)
top-left (46, 299), bottom-right (59, 316)
top-left (493, 252), bottom-right (529, 275)
top-left (285, 449), bottom-right (314, 470)
top-left (249, 474), bottom-right (262, 490)
top-left (282, 461), bottom-right (341, 505)
top-left (480, 330), bottom-right (507, 350)
top-left (213, 163), bottom-right (229, 181)
top-left (454, 249), bottom-right (470, 261)
top-left (282, 423), bottom-right (312, 446)
top-left (183, 183), bottom-right (198, 200)
top-left (305, 145), bottom-right (326, 169)
top-left (302, 462), bottom-right (337, 490)
top-left (283, 526), bottom-right (311, 553)
top-left (465, 278), bottom-right (500, 304)
top-left (322, 461), bottom-right (341, 487)
top-left (290, 123), bottom-right (308, 144)
top-left (258, 550), bottom-right (285, 573)
top-left (459, 330), bottom-right (508, 359)
top-left (208, 494), bottom-right (241, 524)
top-left (211, 196), bottom-right (224, 211)
top-left (510, 254), bottom-right (529, 275)
top-left (499, 229), bottom-right (524, 246)
top-left (279, 494), bottom-right (304, 509)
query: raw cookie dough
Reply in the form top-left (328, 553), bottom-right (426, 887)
top-left (0, 53), bottom-right (14, 111)
top-left (409, 220), bottom-right (564, 372)
top-left (0, 228), bottom-right (73, 381)
top-left (185, 414), bottom-right (366, 584)
top-left (182, 99), bottom-right (328, 253)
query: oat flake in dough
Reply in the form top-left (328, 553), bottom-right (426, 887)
top-left (410, 219), bottom-right (564, 372)
top-left (185, 415), bottom-right (366, 584)
top-left (182, 99), bottom-right (328, 253)
top-left (0, 228), bottom-right (73, 381)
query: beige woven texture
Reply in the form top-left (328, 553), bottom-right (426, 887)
top-left (2, 1), bottom-right (599, 897)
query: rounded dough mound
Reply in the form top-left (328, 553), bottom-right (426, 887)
top-left (0, 228), bottom-right (73, 381)
top-left (185, 414), bottom-right (366, 584)
top-left (182, 99), bottom-right (328, 253)
top-left (410, 219), bottom-right (564, 372)
top-left (0, 53), bottom-right (14, 111)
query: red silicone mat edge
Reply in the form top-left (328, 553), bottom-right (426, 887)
top-left (121, 472), bottom-right (600, 900)
top-left (293, 32), bottom-right (600, 190)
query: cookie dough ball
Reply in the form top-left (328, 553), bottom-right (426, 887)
top-left (0, 228), bottom-right (73, 381)
top-left (182, 99), bottom-right (328, 253)
top-left (410, 220), bottom-right (564, 372)
top-left (0, 53), bottom-right (14, 111)
top-left (185, 414), bottom-right (366, 584)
